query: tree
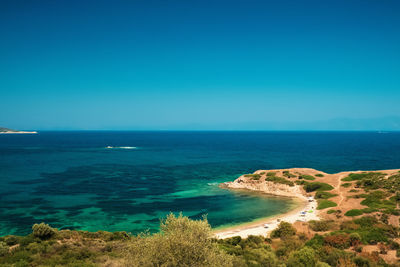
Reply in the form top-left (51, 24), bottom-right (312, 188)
top-left (32, 222), bottom-right (56, 239)
top-left (270, 221), bottom-right (296, 239)
top-left (125, 213), bottom-right (233, 267)
top-left (287, 247), bottom-right (317, 267)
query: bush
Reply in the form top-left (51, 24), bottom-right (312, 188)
top-left (266, 172), bottom-right (276, 176)
top-left (5, 235), bottom-right (19, 246)
top-left (324, 234), bottom-right (350, 249)
top-left (342, 172), bottom-right (385, 182)
top-left (353, 256), bottom-right (373, 267)
top-left (315, 174), bottom-right (324, 177)
top-left (244, 249), bottom-right (278, 267)
top-left (275, 237), bottom-right (303, 258)
top-left (299, 175), bottom-right (315, 181)
top-left (225, 236), bottom-right (241, 246)
top-left (244, 174), bottom-right (261, 180)
top-left (32, 223), bottom-right (56, 239)
top-left (340, 221), bottom-right (359, 230)
top-left (287, 247), bottom-right (317, 267)
top-left (315, 262), bottom-right (330, 267)
top-left (304, 182), bottom-right (334, 192)
top-left (126, 213), bottom-right (233, 266)
top-left (327, 209), bottom-right (338, 214)
top-left (270, 221), bottom-right (296, 238)
top-left (306, 234), bottom-right (324, 249)
top-left (341, 183), bottom-right (352, 188)
top-left (241, 235), bottom-right (264, 249)
top-left (265, 176), bottom-right (294, 186)
top-left (317, 200), bottom-right (337, 210)
top-left (309, 220), bottom-right (334, 232)
top-left (283, 171), bottom-right (296, 178)
top-left (349, 233), bottom-right (362, 246)
top-left (344, 209), bottom-right (363, 217)
top-left (388, 240), bottom-right (400, 250)
top-left (315, 191), bottom-right (337, 199)
top-left (0, 241), bottom-right (9, 256)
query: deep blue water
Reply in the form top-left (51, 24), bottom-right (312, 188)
top-left (1, 131), bottom-right (400, 236)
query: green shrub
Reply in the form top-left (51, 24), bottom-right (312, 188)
top-left (353, 256), bottom-right (373, 267)
top-left (341, 183), bottom-right (352, 188)
top-left (32, 223), bottom-right (56, 239)
top-left (388, 240), bottom-right (400, 250)
top-left (354, 216), bottom-right (378, 228)
top-left (265, 176), bottom-right (294, 186)
top-left (304, 182), bottom-right (334, 192)
top-left (275, 237), bottom-right (304, 258)
top-left (306, 234), bottom-right (324, 249)
top-left (224, 236), bottom-right (241, 246)
top-left (299, 175), bottom-right (316, 181)
top-left (342, 172), bottom-right (385, 182)
top-left (324, 234), bottom-right (350, 249)
top-left (126, 213), bottom-right (233, 266)
top-left (308, 220), bottom-right (334, 232)
top-left (344, 209), bottom-right (363, 217)
top-left (239, 248), bottom-right (278, 267)
top-left (287, 247), bottom-right (317, 267)
top-left (315, 191), bottom-right (337, 199)
top-left (270, 221), bottom-right (296, 238)
top-left (5, 235), bottom-right (19, 246)
top-left (349, 233), bottom-right (361, 246)
top-left (326, 209), bottom-right (336, 214)
top-left (283, 171), bottom-right (296, 178)
top-left (244, 174), bottom-right (261, 180)
top-left (266, 172), bottom-right (276, 176)
top-left (359, 228), bottom-right (388, 244)
top-left (315, 262), bottom-right (330, 267)
top-left (317, 200), bottom-right (337, 210)
top-left (315, 174), bottom-right (324, 177)
top-left (0, 241), bottom-right (9, 256)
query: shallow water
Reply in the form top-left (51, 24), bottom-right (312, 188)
top-left (1, 131), bottom-right (399, 236)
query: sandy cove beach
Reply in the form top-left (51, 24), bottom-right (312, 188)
top-left (214, 193), bottom-right (319, 239)
top-left (213, 168), bottom-right (324, 239)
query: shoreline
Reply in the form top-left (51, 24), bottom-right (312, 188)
top-left (213, 170), bottom-right (321, 239)
top-left (213, 193), bottom-right (317, 239)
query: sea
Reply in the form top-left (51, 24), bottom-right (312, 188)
top-left (1, 131), bottom-right (399, 236)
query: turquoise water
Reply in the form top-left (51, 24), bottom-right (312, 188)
top-left (1, 131), bottom-right (399, 236)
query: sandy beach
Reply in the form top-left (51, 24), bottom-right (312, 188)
top-left (214, 193), bottom-right (319, 239)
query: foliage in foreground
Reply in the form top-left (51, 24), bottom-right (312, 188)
top-left (125, 214), bottom-right (233, 267)
top-left (2, 211), bottom-right (398, 267)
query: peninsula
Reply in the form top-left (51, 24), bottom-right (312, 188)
top-left (0, 127), bottom-right (37, 134)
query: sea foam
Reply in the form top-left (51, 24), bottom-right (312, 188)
top-left (105, 146), bottom-right (137, 149)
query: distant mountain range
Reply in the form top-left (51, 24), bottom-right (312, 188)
top-left (2, 116), bottom-right (400, 131)
top-left (129, 116), bottom-right (400, 131)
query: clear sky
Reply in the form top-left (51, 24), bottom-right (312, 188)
top-left (1, 0), bottom-right (400, 130)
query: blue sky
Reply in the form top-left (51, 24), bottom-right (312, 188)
top-left (1, 0), bottom-right (400, 130)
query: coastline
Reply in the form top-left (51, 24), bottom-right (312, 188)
top-left (0, 131), bottom-right (37, 134)
top-left (213, 193), bottom-right (317, 239)
top-left (213, 170), bottom-right (321, 239)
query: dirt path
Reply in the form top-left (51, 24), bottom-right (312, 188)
top-left (336, 173), bottom-right (347, 207)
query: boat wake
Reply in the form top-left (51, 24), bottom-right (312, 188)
top-left (105, 146), bottom-right (137, 149)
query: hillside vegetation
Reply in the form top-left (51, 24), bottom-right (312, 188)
top-left (1, 169), bottom-right (400, 266)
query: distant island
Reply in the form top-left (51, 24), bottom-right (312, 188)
top-left (0, 127), bottom-right (37, 134)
